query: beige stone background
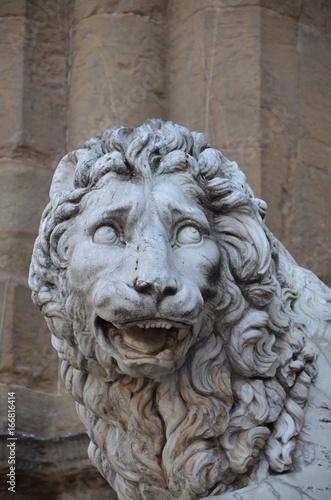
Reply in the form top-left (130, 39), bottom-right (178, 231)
top-left (0, 0), bottom-right (330, 498)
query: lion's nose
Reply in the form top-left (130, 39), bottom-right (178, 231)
top-left (133, 275), bottom-right (178, 301)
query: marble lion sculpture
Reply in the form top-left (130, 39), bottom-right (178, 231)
top-left (29, 120), bottom-right (331, 499)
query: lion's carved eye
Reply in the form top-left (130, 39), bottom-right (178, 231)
top-left (93, 225), bottom-right (120, 245)
top-left (175, 225), bottom-right (202, 246)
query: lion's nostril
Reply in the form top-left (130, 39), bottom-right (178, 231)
top-left (164, 282), bottom-right (178, 296)
top-left (133, 276), bottom-right (178, 299)
top-left (134, 278), bottom-right (153, 294)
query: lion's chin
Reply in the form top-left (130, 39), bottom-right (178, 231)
top-left (95, 317), bottom-right (192, 377)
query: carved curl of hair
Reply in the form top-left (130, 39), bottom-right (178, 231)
top-left (30, 120), bottom-right (321, 499)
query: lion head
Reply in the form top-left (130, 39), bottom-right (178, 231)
top-left (30, 119), bottom-right (321, 499)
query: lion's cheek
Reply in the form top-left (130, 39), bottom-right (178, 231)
top-left (174, 238), bottom-right (222, 297)
top-left (66, 242), bottom-right (125, 294)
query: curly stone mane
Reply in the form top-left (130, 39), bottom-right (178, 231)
top-left (29, 119), bottom-right (323, 499)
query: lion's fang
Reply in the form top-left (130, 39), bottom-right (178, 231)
top-left (178, 328), bottom-right (189, 340)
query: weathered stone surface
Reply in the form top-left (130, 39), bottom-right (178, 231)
top-left (0, 161), bottom-right (54, 277)
top-left (167, 2), bottom-right (262, 195)
top-left (30, 120), bottom-right (331, 499)
top-left (68, 5), bottom-right (166, 149)
top-left (297, 26), bottom-right (331, 174)
top-left (22, 1), bottom-right (71, 157)
top-left (0, 236), bottom-right (41, 279)
top-left (281, 162), bottom-right (331, 285)
top-left (0, 384), bottom-right (82, 435)
top-left (0, 161), bottom-right (53, 234)
top-left (73, 0), bottom-right (167, 23)
top-left (0, 281), bottom-right (60, 392)
top-left (300, 0), bottom-right (331, 32)
top-left (0, 432), bottom-right (114, 499)
top-left (261, 0), bottom-right (331, 32)
top-left (259, 8), bottom-right (298, 244)
top-left (0, 17), bottom-right (25, 152)
top-left (0, 1), bottom-right (71, 157)
top-left (260, 0), bottom-right (302, 18)
top-left (258, 5), bottom-right (331, 285)
top-left (0, 0), bottom-right (25, 17)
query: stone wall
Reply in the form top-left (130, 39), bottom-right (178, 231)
top-left (0, 1), bottom-right (330, 497)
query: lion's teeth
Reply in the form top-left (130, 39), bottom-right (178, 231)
top-left (135, 321), bottom-right (174, 329)
top-left (178, 328), bottom-right (189, 340)
top-left (157, 349), bottom-right (173, 360)
top-left (160, 322), bottom-right (172, 329)
top-left (112, 323), bottom-right (123, 329)
top-left (165, 335), bottom-right (176, 348)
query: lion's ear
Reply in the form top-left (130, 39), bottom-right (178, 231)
top-left (50, 153), bottom-right (77, 201)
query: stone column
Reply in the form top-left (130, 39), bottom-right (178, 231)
top-left (166, 0), bottom-right (262, 197)
top-left (260, 1), bottom-right (331, 285)
top-left (68, 0), bottom-right (167, 150)
top-left (0, 3), bottom-right (58, 391)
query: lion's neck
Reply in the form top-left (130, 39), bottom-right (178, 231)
top-left (75, 334), bottom-right (237, 499)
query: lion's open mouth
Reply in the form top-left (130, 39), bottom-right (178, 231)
top-left (96, 318), bottom-right (191, 357)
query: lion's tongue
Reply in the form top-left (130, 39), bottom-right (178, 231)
top-left (121, 326), bottom-right (167, 354)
